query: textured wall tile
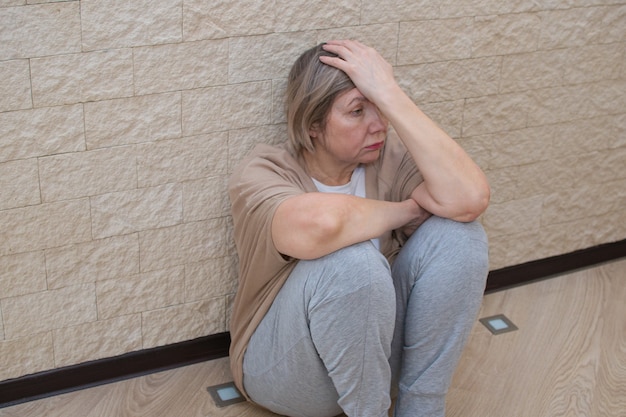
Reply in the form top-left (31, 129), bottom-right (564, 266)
top-left (487, 127), bottom-right (552, 169)
top-left (96, 266), bottom-right (184, 320)
top-left (0, 158), bottom-right (40, 210)
top-left (536, 217), bottom-right (602, 259)
top-left (440, 0), bottom-right (540, 18)
top-left (185, 256), bottom-right (238, 302)
top-left (0, 59), bottom-right (31, 112)
top-left (487, 230), bottom-right (543, 270)
top-left (542, 178), bottom-right (626, 225)
top-left (502, 43), bottom-right (625, 94)
top-left (482, 196), bottom-right (544, 238)
top-left (226, 293), bottom-right (235, 328)
top-left (0, 332), bottom-right (53, 381)
top-left (588, 209), bottom-right (626, 247)
top-left (398, 18), bottom-right (473, 65)
top-left (81, 0), bottom-right (182, 50)
top-left (462, 93), bottom-right (530, 137)
top-left (547, 116), bottom-right (615, 160)
top-left (609, 114), bottom-right (626, 149)
top-left (53, 314), bottom-right (142, 367)
top-left (527, 81), bottom-right (626, 127)
top-left (2, 284), bottom-right (96, 339)
top-left (134, 39), bottom-right (228, 95)
top-left (227, 124), bottom-right (287, 173)
top-left (317, 24), bottom-right (399, 65)
top-left (486, 161), bottom-right (554, 204)
top-left (420, 100), bottom-right (465, 139)
top-left (0, 104), bottom-right (84, 162)
top-left (183, 175), bottom-right (230, 222)
top-left (456, 136), bottom-right (491, 170)
top-left (273, 0), bottom-right (360, 32)
top-left (0, 199), bottom-right (91, 256)
top-left (182, 81), bottom-right (271, 136)
top-left (142, 298), bottom-right (225, 348)
top-left (593, 147), bottom-right (626, 183)
top-left (562, 43), bottom-right (625, 85)
top-left (395, 57), bottom-right (501, 104)
top-left (39, 146), bottom-right (137, 202)
top-left (31, 49), bottom-right (133, 107)
top-left (472, 13), bottom-right (541, 57)
top-left (183, 0), bottom-right (274, 41)
top-left (0, 2), bottom-right (80, 60)
top-left (361, 0), bottom-right (438, 24)
top-left (228, 32), bottom-right (315, 84)
top-left (45, 234), bottom-right (140, 289)
top-left (539, 6), bottom-right (626, 49)
top-left (84, 92), bottom-right (181, 150)
top-left (272, 79), bottom-right (288, 124)
top-left (500, 49), bottom-right (566, 93)
top-left (139, 218), bottom-right (232, 272)
top-left (91, 184), bottom-right (183, 239)
top-left (1, 1), bottom-right (26, 6)
top-left (0, 251), bottom-right (46, 298)
top-left (136, 133), bottom-right (228, 188)
top-left (481, 116), bottom-right (614, 170)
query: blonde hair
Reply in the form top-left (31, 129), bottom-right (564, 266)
top-left (286, 43), bottom-right (355, 154)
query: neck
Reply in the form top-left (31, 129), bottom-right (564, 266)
top-left (302, 151), bottom-right (357, 186)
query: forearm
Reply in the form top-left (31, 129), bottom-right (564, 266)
top-left (379, 85), bottom-right (490, 220)
top-left (272, 193), bottom-right (420, 260)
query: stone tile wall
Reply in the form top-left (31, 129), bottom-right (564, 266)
top-left (1, 0), bottom-right (625, 381)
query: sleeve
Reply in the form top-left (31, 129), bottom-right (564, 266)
top-left (228, 146), bottom-right (307, 287)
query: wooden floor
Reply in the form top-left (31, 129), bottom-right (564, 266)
top-left (1, 258), bottom-right (624, 417)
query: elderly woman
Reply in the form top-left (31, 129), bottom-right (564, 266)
top-left (228, 40), bottom-right (490, 417)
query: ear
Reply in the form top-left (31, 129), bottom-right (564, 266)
top-left (309, 122), bottom-right (320, 139)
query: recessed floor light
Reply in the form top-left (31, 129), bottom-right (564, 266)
top-left (207, 382), bottom-right (246, 407)
top-left (479, 314), bottom-right (518, 335)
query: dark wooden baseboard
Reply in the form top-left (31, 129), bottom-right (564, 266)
top-left (485, 238), bottom-right (626, 293)
top-left (0, 332), bottom-right (231, 409)
top-left (1, 238), bottom-right (625, 409)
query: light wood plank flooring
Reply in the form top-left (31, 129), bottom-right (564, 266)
top-left (2, 258), bottom-right (624, 417)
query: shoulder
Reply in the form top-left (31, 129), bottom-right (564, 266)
top-left (229, 144), bottom-right (310, 189)
top-left (228, 142), bottom-right (315, 217)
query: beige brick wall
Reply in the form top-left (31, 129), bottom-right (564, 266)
top-left (1, 0), bottom-right (624, 381)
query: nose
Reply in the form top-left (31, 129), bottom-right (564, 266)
top-left (369, 107), bottom-right (388, 132)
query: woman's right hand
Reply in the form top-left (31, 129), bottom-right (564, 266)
top-left (319, 40), bottom-right (400, 109)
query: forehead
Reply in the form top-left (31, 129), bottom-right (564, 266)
top-left (333, 87), bottom-right (369, 108)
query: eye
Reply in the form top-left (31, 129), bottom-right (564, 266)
top-left (351, 108), bottom-right (363, 116)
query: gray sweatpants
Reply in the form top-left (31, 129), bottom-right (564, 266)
top-left (243, 216), bottom-right (489, 417)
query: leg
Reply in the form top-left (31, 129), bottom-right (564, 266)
top-left (390, 217), bottom-right (489, 417)
top-left (243, 241), bottom-right (396, 417)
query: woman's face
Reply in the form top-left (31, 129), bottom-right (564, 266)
top-left (310, 87), bottom-right (388, 169)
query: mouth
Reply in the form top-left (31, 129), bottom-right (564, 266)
top-left (365, 141), bottom-right (384, 151)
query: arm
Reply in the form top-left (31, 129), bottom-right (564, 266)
top-left (320, 40), bottom-right (490, 222)
top-left (272, 192), bottom-right (424, 260)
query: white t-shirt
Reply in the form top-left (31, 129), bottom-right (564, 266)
top-left (311, 165), bottom-right (381, 250)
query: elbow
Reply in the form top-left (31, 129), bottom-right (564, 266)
top-left (455, 184), bottom-right (490, 222)
top-left (301, 211), bottom-right (344, 257)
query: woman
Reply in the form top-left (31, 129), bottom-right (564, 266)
top-left (228, 40), bottom-right (490, 417)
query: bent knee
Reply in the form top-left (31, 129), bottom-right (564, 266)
top-left (420, 216), bottom-right (487, 245)
top-left (300, 241), bottom-right (394, 301)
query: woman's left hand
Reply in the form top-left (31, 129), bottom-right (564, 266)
top-left (319, 40), bottom-right (399, 106)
